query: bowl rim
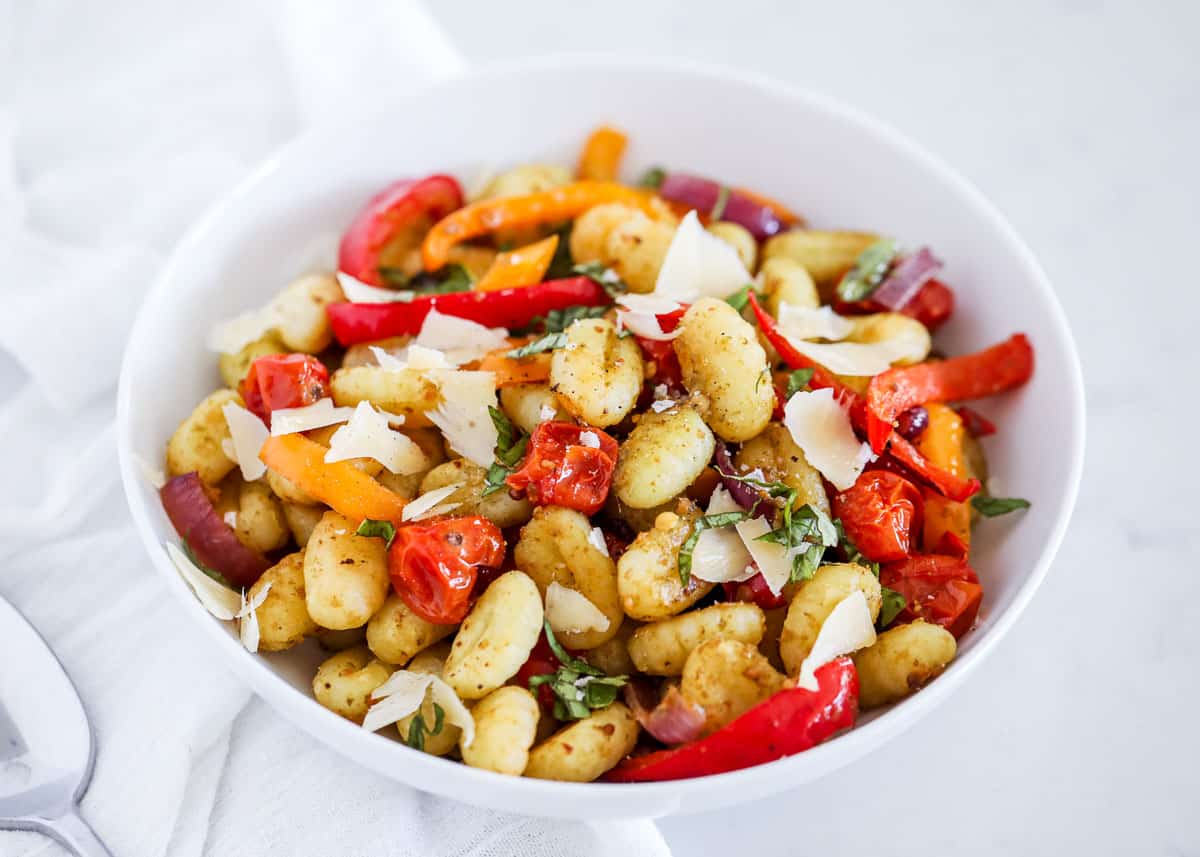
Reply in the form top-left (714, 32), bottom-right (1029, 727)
top-left (115, 53), bottom-right (1085, 817)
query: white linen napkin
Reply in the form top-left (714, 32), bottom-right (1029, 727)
top-left (0, 2), bottom-right (671, 854)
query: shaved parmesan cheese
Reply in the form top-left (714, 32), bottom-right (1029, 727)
top-left (779, 338), bottom-right (920, 377)
top-left (165, 542), bottom-right (241, 620)
top-left (325, 402), bottom-right (427, 474)
top-left (650, 399), bottom-right (676, 413)
top-left (690, 486), bottom-right (756, 584)
top-left (237, 581), bottom-right (272, 653)
top-left (414, 309), bottom-right (509, 365)
top-left (734, 517), bottom-right (794, 595)
top-left (269, 398), bottom-right (357, 436)
top-left (545, 581), bottom-right (611, 635)
top-left (587, 526), bottom-right (609, 557)
top-left (617, 293), bottom-right (682, 315)
top-left (134, 455), bottom-right (166, 490)
top-left (539, 403), bottom-right (558, 421)
top-left (362, 670), bottom-right (476, 746)
top-left (796, 590), bottom-right (877, 691)
top-left (401, 483), bottom-right (464, 522)
top-left (207, 304), bottom-right (281, 355)
top-left (777, 303), bottom-right (855, 341)
top-left (370, 346), bottom-right (411, 372)
top-left (654, 210), bottom-right (752, 302)
top-left (783, 388), bottom-right (873, 491)
top-left (617, 310), bottom-right (683, 342)
top-left (426, 371), bottom-right (498, 467)
top-left (579, 431), bottom-right (600, 449)
top-left (222, 401), bottom-right (268, 481)
top-left (223, 511), bottom-right (238, 528)
top-left (337, 271), bottom-right (414, 303)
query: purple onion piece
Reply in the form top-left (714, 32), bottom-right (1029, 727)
top-left (895, 405), bottom-right (930, 440)
top-left (713, 441), bottom-right (765, 512)
top-left (657, 172), bottom-right (784, 241)
top-left (870, 246), bottom-right (943, 311)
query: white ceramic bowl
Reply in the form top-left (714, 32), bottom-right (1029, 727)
top-left (116, 57), bottom-right (1084, 819)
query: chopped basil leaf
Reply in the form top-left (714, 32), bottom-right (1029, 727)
top-left (402, 263), bottom-right (475, 295)
top-left (971, 495), bottom-right (1031, 517)
top-left (506, 331), bottom-right (567, 359)
top-left (836, 239), bottom-right (900, 303)
top-left (753, 503), bottom-right (839, 583)
top-left (377, 266), bottom-right (410, 287)
top-left (710, 185), bottom-right (731, 221)
top-left (572, 261), bottom-right (626, 297)
top-left (678, 511), bottom-right (751, 584)
top-left (637, 166), bottom-right (667, 189)
top-left (181, 540), bottom-right (231, 586)
top-left (482, 407), bottom-right (528, 496)
top-left (528, 622), bottom-right (627, 720)
top-left (785, 367), bottom-right (815, 399)
top-left (724, 284), bottom-right (757, 312)
top-left (545, 304), bottom-right (609, 333)
top-left (879, 587), bottom-right (907, 628)
top-left (405, 702), bottom-right (446, 751)
top-left (356, 519), bottom-right (397, 549)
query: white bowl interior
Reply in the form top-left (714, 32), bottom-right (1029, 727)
top-left (117, 58), bottom-right (1084, 818)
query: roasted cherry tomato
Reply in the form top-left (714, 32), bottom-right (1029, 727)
top-left (505, 422), bottom-right (618, 515)
top-left (337, 175), bottom-right (464, 286)
top-left (634, 307), bottom-right (686, 390)
top-left (832, 470), bottom-right (924, 563)
top-left (514, 632), bottom-right (564, 711)
top-left (723, 571), bottom-right (788, 611)
top-left (238, 354), bottom-right (329, 424)
top-left (388, 515), bottom-right (505, 625)
top-left (880, 553), bottom-right (982, 638)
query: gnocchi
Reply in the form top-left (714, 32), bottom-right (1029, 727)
top-left (549, 318), bottom-right (643, 428)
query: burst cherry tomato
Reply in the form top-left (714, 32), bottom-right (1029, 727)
top-left (238, 354), bottom-right (329, 424)
top-left (505, 422), bottom-right (618, 515)
top-left (880, 553), bottom-right (982, 638)
top-left (723, 571), bottom-right (788, 610)
top-left (388, 516), bottom-right (505, 625)
top-left (514, 633), bottom-right (564, 711)
top-left (832, 471), bottom-right (924, 563)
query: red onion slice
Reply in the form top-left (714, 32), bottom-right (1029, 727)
top-left (658, 173), bottom-right (784, 241)
top-left (161, 472), bottom-right (270, 587)
top-left (869, 246), bottom-right (943, 311)
top-left (713, 442), bottom-right (766, 514)
top-left (624, 681), bottom-right (707, 745)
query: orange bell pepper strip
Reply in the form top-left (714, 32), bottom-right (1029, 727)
top-left (576, 125), bottom-right (628, 182)
top-left (865, 334), bottom-right (1034, 452)
top-left (259, 434), bottom-right (407, 523)
top-left (475, 347), bottom-right (552, 387)
top-left (475, 234), bottom-right (559, 292)
top-left (421, 181), bottom-right (659, 271)
top-left (916, 404), bottom-right (972, 552)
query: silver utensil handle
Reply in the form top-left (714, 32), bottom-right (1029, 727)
top-left (37, 808), bottom-right (114, 857)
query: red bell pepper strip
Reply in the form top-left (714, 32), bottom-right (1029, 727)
top-left (326, 276), bottom-right (611, 345)
top-left (338, 175), bottom-right (465, 286)
top-left (956, 406), bottom-right (997, 438)
top-left (605, 657), bottom-right (858, 782)
top-left (748, 293), bottom-right (979, 502)
top-left (865, 334), bottom-right (1034, 453)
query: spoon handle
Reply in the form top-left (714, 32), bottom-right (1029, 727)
top-left (40, 807), bottom-right (114, 857)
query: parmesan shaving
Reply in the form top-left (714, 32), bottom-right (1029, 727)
top-left (578, 431), bottom-right (600, 449)
top-left (165, 542), bottom-right (241, 620)
top-left (782, 388), bottom-right (873, 491)
top-left (426, 370), bottom-right (499, 468)
top-left (362, 670), bottom-right (475, 746)
top-left (538, 403), bottom-right (558, 421)
top-left (650, 399), bottom-right (676, 413)
top-left (370, 343), bottom-right (454, 373)
top-left (734, 516), bottom-right (794, 595)
top-left (401, 483), bottom-right (465, 522)
top-left (796, 590), bottom-right (877, 691)
top-left (206, 304), bottom-right (281, 355)
top-left (269, 398), bottom-right (357, 436)
top-left (616, 293), bottom-right (682, 315)
top-left (777, 303), bottom-right (856, 341)
top-left (616, 310), bottom-right (683, 342)
top-left (587, 526), bottom-right (609, 557)
top-left (414, 309), bottom-right (509, 365)
top-left (237, 582), bottom-right (272, 654)
top-left (779, 338), bottom-right (920, 377)
top-left (337, 271), bottom-right (414, 303)
top-left (654, 210), bottom-right (752, 302)
top-left (545, 581), bottom-right (611, 635)
top-left (325, 402), bottom-right (427, 474)
top-left (222, 401), bottom-right (268, 481)
top-left (690, 486), bottom-right (757, 584)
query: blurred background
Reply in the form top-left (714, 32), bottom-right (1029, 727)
top-left (2, 1), bottom-right (1196, 855)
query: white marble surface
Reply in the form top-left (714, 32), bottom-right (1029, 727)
top-left (5, 0), bottom-right (1199, 854)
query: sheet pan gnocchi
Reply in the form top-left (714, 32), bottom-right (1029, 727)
top-left (157, 125), bottom-right (1035, 782)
